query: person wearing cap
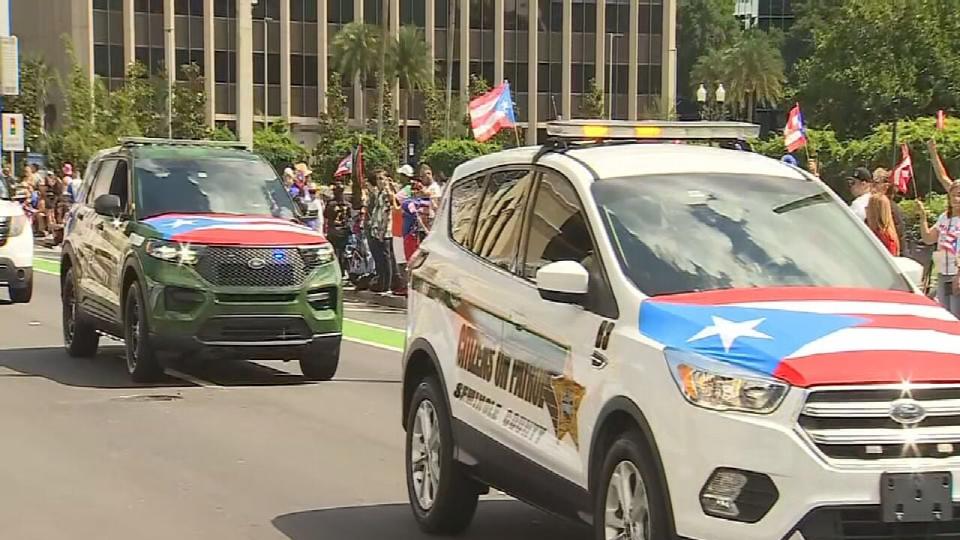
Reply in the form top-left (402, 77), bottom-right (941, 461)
top-left (847, 167), bottom-right (876, 221)
top-left (63, 162), bottom-right (82, 204)
top-left (780, 154), bottom-right (798, 167)
top-left (918, 182), bottom-right (960, 316)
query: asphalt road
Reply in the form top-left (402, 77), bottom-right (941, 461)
top-left (0, 270), bottom-right (590, 540)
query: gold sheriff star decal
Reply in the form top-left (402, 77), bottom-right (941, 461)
top-left (549, 375), bottom-right (586, 448)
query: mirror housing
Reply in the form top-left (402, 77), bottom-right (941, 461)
top-left (94, 194), bottom-right (122, 217)
top-left (536, 260), bottom-right (589, 304)
top-left (893, 256), bottom-right (924, 289)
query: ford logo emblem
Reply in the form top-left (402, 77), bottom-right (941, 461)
top-left (247, 257), bottom-right (267, 270)
top-left (889, 400), bottom-right (927, 425)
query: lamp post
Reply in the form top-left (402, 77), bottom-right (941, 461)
top-left (715, 83), bottom-right (726, 120)
top-left (696, 83), bottom-right (707, 120)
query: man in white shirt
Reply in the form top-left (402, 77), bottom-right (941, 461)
top-left (847, 167), bottom-right (876, 221)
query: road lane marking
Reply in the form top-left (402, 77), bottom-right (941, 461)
top-left (31, 258), bottom-right (407, 350)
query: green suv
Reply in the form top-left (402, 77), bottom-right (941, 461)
top-left (61, 138), bottom-right (342, 382)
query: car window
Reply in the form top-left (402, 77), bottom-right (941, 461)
top-left (522, 170), bottom-right (595, 280)
top-left (471, 169), bottom-right (534, 272)
top-left (88, 160), bottom-right (117, 205)
top-left (449, 174), bottom-right (486, 251)
top-left (592, 173), bottom-right (911, 295)
top-left (109, 159), bottom-right (129, 210)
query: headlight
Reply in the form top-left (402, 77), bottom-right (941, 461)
top-left (7, 214), bottom-right (27, 237)
top-left (300, 244), bottom-right (335, 265)
top-left (145, 239), bottom-right (200, 265)
top-left (665, 348), bottom-right (788, 414)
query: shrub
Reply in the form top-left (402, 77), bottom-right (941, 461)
top-left (420, 138), bottom-right (501, 179)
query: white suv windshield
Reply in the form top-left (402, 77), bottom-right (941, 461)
top-left (591, 173), bottom-right (910, 296)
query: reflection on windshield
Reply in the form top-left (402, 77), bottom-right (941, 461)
top-left (135, 157), bottom-right (296, 220)
top-left (592, 173), bottom-right (909, 296)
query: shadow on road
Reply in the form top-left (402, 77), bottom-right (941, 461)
top-left (273, 500), bottom-right (590, 540)
top-left (166, 355), bottom-right (313, 387)
top-left (0, 346), bottom-right (197, 389)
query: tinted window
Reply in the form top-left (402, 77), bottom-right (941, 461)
top-left (109, 160), bottom-right (129, 209)
top-left (449, 174), bottom-right (486, 250)
top-left (89, 160), bottom-right (117, 204)
top-left (591, 173), bottom-right (911, 296)
top-left (523, 170), bottom-right (594, 280)
top-left (471, 170), bottom-right (533, 271)
top-left (134, 156), bottom-right (297, 220)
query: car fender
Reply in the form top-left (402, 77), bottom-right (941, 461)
top-left (401, 338), bottom-right (452, 427)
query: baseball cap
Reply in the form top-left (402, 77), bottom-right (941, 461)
top-left (780, 154), bottom-right (798, 167)
top-left (397, 164), bottom-right (415, 177)
top-left (846, 167), bottom-right (874, 183)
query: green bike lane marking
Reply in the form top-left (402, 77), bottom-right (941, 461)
top-left (32, 257), bottom-right (405, 352)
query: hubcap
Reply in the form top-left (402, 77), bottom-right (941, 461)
top-left (410, 399), bottom-right (441, 510)
top-left (604, 461), bottom-right (651, 540)
top-left (127, 296), bottom-right (140, 372)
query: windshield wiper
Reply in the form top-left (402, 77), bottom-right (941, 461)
top-left (773, 192), bottom-right (831, 214)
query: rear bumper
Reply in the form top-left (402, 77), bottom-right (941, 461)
top-left (0, 257), bottom-right (32, 289)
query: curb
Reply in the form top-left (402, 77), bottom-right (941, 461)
top-left (343, 288), bottom-right (408, 310)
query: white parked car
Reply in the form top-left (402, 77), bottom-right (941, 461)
top-left (401, 120), bottom-right (956, 540)
top-left (0, 181), bottom-right (33, 303)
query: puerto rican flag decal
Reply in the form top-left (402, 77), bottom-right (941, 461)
top-left (144, 214), bottom-right (327, 246)
top-left (640, 287), bottom-right (960, 387)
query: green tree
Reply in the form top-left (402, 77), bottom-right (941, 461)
top-left (51, 38), bottom-right (112, 169)
top-left (580, 78), bottom-right (605, 118)
top-left (692, 31), bottom-right (785, 121)
top-left (6, 56), bottom-right (52, 151)
top-left (113, 61), bottom-right (164, 137)
top-left (171, 63), bottom-right (211, 139)
top-left (795, 0), bottom-right (960, 137)
top-left (253, 120), bottom-right (307, 171)
top-left (421, 138), bottom-right (501, 179)
top-left (210, 124), bottom-right (238, 141)
top-left (331, 22), bottom-right (381, 128)
top-left (420, 83), bottom-right (460, 144)
top-left (387, 25), bottom-right (433, 157)
top-left (678, 0), bottom-right (741, 102)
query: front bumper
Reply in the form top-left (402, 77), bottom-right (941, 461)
top-left (0, 257), bottom-right (31, 289)
top-left (660, 388), bottom-right (960, 540)
top-left (140, 255), bottom-right (342, 357)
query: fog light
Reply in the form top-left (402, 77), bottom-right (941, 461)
top-left (700, 468), bottom-right (778, 523)
top-left (164, 287), bottom-right (205, 313)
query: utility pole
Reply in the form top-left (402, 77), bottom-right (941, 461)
top-left (237, 0), bottom-right (254, 148)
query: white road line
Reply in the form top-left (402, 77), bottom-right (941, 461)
top-left (344, 336), bottom-right (403, 353)
top-left (346, 318), bottom-right (405, 333)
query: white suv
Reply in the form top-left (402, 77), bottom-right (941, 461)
top-left (401, 120), bottom-right (960, 540)
top-left (0, 181), bottom-right (33, 303)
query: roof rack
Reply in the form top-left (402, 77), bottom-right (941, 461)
top-left (118, 137), bottom-right (251, 150)
top-left (545, 119), bottom-right (760, 142)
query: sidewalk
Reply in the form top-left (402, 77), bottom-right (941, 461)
top-left (34, 239), bottom-right (406, 310)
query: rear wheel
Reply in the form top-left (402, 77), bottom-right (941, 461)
top-left (299, 342), bottom-right (340, 381)
top-left (124, 281), bottom-right (163, 383)
top-left (405, 376), bottom-right (480, 534)
top-left (62, 268), bottom-right (99, 357)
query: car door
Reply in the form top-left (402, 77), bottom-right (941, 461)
top-left (498, 165), bottom-right (620, 490)
top-left (97, 157), bottom-right (132, 322)
top-left (77, 159), bottom-right (116, 320)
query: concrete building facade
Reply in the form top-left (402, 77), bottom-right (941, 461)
top-left (14, 0), bottom-right (675, 149)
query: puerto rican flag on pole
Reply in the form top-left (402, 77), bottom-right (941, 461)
top-left (469, 82), bottom-right (517, 143)
top-left (640, 287), bottom-right (960, 388)
top-left (334, 152), bottom-right (353, 177)
top-left (784, 103), bottom-right (807, 153)
top-left (891, 142), bottom-right (914, 194)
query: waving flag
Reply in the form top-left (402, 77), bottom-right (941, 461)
top-left (784, 104), bottom-right (807, 153)
top-left (469, 82), bottom-right (517, 143)
top-left (640, 287), bottom-right (960, 388)
top-left (334, 152), bottom-right (353, 177)
top-left (892, 143), bottom-right (914, 194)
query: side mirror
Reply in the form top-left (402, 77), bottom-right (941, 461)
top-left (94, 193), bottom-right (122, 217)
top-left (893, 256), bottom-right (924, 289)
top-left (536, 260), bottom-right (589, 304)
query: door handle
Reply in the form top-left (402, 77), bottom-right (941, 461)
top-left (591, 351), bottom-right (608, 369)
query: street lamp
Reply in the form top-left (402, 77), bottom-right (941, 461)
top-left (715, 83), bottom-right (726, 120)
top-left (696, 84), bottom-right (707, 120)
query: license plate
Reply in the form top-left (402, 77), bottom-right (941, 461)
top-left (881, 472), bottom-right (953, 523)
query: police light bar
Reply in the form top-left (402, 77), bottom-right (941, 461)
top-left (119, 137), bottom-right (251, 150)
top-left (545, 120), bottom-right (760, 141)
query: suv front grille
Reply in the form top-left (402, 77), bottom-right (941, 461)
top-left (799, 385), bottom-right (960, 460)
top-left (197, 316), bottom-right (311, 343)
top-left (0, 216), bottom-right (10, 246)
top-left (195, 247), bottom-right (321, 288)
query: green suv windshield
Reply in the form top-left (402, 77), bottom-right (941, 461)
top-left (135, 156), bottom-right (297, 220)
top-left (592, 173), bottom-right (911, 296)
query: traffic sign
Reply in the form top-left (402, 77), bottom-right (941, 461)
top-left (2, 113), bottom-right (25, 152)
top-left (0, 35), bottom-right (18, 96)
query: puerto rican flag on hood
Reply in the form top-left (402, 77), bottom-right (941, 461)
top-left (640, 287), bottom-right (960, 388)
top-left (143, 213), bottom-right (327, 246)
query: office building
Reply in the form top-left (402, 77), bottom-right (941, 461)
top-left (14, 0), bottom-right (675, 148)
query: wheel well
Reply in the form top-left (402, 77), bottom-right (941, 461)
top-left (402, 349), bottom-right (439, 429)
top-left (120, 266), bottom-right (139, 308)
top-left (60, 255), bottom-right (72, 288)
top-left (589, 410), bottom-right (642, 492)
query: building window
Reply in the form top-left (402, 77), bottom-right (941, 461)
top-left (175, 0), bottom-right (205, 81)
top-left (291, 10), bottom-right (320, 117)
top-left (93, 0), bottom-right (125, 87)
top-left (400, 0), bottom-right (425, 26)
top-left (253, 0), bottom-right (281, 20)
top-left (328, 0), bottom-right (354, 23)
top-left (214, 0), bottom-right (237, 114)
top-left (291, 0), bottom-right (319, 22)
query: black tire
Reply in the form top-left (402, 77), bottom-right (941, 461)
top-left (593, 430), bottom-right (672, 540)
top-left (62, 268), bottom-right (99, 358)
top-left (9, 276), bottom-right (32, 303)
top-left (124, 280), bottom-right (163, 383)
top-left (405, 376), bottom-right (480, 534)
top-left (299, 342), bottom-right (340, 381)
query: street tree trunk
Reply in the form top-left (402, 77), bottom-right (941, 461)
top-left (444, 0), bottom-right (456, 138)
top-left (377, 0), bottom-right (389, 140)
top-left (404, 87), bottom-right (411, 160)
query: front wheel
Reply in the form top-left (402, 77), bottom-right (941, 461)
top-left (124, 281), bottom-right (163, 383)
top-left (405, 376), bottom-right (480, 534)
top-left (594, 430), bottom-right (671, 540)
top-left (299, 342), bottom-right (340, 381)
top-left (63, 268), bottom-right (99, 358)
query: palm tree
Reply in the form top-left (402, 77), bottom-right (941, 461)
top-left (726, 31), bottom-right (785, 122)
top-left (331, 22), bottom-right (380, 127)
top-left (387, 26), bottom-right (432, 155)
top-left (444, 0), bottom-right (456, 137)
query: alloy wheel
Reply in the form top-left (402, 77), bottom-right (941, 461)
top-left (410, 399), bottom-right (441, 510)
top-left (604, 460), bottom-right (651, 540)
